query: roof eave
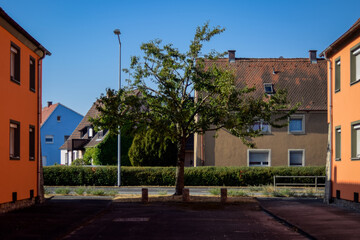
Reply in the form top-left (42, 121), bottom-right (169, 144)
top-left (320, 18), bottom-right (360, 58)
top-left (0, 7), bottom-right (51, 56)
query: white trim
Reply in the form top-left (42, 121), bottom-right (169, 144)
top-left (288, 149), bottom-right (305, 167)
top-left (11, 46), bottom-right (18, 53)
top-left (247, 149), bottom-right (271, 167)
top-left (353, 48), bottom-right (360, 56)
top-left (354, 124), bottom-right (360, 130)
top-left (45, 135), bottom-right (54, 144)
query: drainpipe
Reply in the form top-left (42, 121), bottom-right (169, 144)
top-left (324, 55), bottom-right (333, 204)
top-left (37, 49), bottom-right (50, 203)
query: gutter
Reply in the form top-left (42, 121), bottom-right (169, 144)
top-left (37, 49), bottom-right (51, 203)
top-left (324, 53), bottom-right (333, 204)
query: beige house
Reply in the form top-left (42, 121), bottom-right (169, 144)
top-left (194, 50), bottom-right (328, 167)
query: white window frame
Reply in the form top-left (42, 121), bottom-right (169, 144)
top-left (45, 135), bottom-right (54, 144)
top-left (288, 149), bottom-right (305, 167)
top-left (247, 149), bottom-right (271, 167)
top-left (288, 115), bottom-right (305, 134)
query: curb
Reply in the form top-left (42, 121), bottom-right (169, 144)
top-left (255, 198), bottom-right (316, 240)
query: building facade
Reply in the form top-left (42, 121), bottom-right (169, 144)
top-left (194, 51), bottom-right (328, 167)
top-left (41, 102), bottom-right (83, 166)
top-left (321, 18), bottom-right (360, 203)
top-left (0, 8), bottom-right (50, 212)
top-left (60, 102), bottom-right (101, 165)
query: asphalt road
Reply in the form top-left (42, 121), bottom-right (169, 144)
top-left (64, 200), bottom-right (305, 240)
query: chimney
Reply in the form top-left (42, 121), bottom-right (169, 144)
top-left (47, 101), bottom-right (52, 107)
top-left (309, 50), bottom-right (317, 64)
top-left (228, 50), bottom-right (236, 63)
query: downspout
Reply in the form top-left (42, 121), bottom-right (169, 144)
top-left (37, 49), bottom-right (50, 203)
top-left (324, 54), bottom-right (333, 204)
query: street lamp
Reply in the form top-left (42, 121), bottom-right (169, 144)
top-left (114, 29), bottom-right (121, 187)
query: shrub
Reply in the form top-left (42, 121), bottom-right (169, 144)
top-left (55, 188), bottom-right (71, 195)
top-left (75, 187), bottom-right (86, 195)
top-left (128, 129), bottom-right (177, 166)
top-left (71, 158), bottom-right (89, 166)
top-left (83, 129), bottom-right (133, 166)
top-left (228, 190), bottom-right (248, 197)
top-left (44, 166), bottom-right (325, 186)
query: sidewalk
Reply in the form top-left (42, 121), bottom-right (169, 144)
top-left (257, 198), bottom-right (360, 240)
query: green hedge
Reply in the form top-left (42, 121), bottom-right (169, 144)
top-left (44, 166), bottom-right (325, 186)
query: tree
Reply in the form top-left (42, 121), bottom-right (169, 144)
top-left (91, 23), bottom-right (295, 195)
top-left (129, 128), bottom-right (177, 166)
top-left (83, 131), bottom-right (133, 166)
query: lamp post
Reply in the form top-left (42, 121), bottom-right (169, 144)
top-left (114, 29), bottom-right (121, 187)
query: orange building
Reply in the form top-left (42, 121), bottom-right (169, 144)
top-left (0, 8), bottom-right (50, 212)
top-left (321, 19), bottom-right (360, 204)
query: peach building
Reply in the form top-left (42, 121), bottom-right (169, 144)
top-left (0, 8), bottom-right (50, 212)
top-left (321, 19), bottom-right (360, 204)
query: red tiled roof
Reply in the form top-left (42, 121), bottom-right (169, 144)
top-left (41, 103), bottom-right (59, 125)
top-left (60, 102), bottom-right (100, 150)
top-left (204, 58), bottom-right (327, 111)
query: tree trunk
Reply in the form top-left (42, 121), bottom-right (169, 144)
top-left (175, 137), bottom-right (186, 195)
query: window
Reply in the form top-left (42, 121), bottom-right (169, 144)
top-left (264, 83), bottom-right (274, 94)
top-left (248, 150), bottom-right (270, 166)
top-left (29, 56), bottom-right (35, 92)
top-left (42, 156), bottom-right (47, 166)
top-left (251, 120), bottom-right (271, 134)
top-left (335, 58), bottom-right (340, 92)
top-left (64, 135), bottom-right (70, 142)
top-left (351, 44), bottom-right (360, 84)
top-left (10, 43), bottom-right (20, 83)
top-left (88, 127), bottom-right (94, 138)
top-left (29, 126), bottom-right (35, 160)
top-left (289, 115), bottom-right (305, 134)
top-left (351, 121), bottom-right (360, 159)
top-left (289, 150), bottom-right (304, 166)
top-left (335, 127), bottom-right (341, 160)
top-left (57, 116), bottom-right (61, 122)
top-left (10, 120), bottom-right (20, 159)
top-left (45, 135), bottom-right (54, 144)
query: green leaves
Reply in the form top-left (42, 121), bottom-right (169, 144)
top-left (92, 22), bottom-right (296, 166)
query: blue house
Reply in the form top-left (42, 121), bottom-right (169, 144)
top-left (41, 102), bottom-right (83, 166)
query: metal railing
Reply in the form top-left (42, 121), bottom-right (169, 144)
top-left (273, 176), bottom-right (326, 191)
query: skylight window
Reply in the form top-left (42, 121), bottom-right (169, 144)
top-left (264, 83), bottom-right (274, 94)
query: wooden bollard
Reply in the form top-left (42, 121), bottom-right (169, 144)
top-left (142, 188), bottom-right (148, 203)
top-left (221, 188), bottom-right (227, 203)
top-left (182, 188), bottom-right (190, 202)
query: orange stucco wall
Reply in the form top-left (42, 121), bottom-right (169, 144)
top-left (0, 25), bottom-right (41, 204)
top-left (329, 35), bottom-right (360, 201)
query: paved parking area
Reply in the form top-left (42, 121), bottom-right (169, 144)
top-left (258, 198), bottom-right (360, 240)
top-left (0, 196), bottom-right (112, 240)
top-left (64, 200), bottom-right (304, 240)
top-left (2, 196), bottom-right (360, 239)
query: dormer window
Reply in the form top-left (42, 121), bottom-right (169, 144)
top-left (88, 127), bottom-right (94, 138)
top-left (80, 127), bottom-right (88, 138)
top-left (264, 83), bottom-right (274, 94)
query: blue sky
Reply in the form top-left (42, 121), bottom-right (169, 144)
top-left (1, 0), bottom-right (359, 115)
